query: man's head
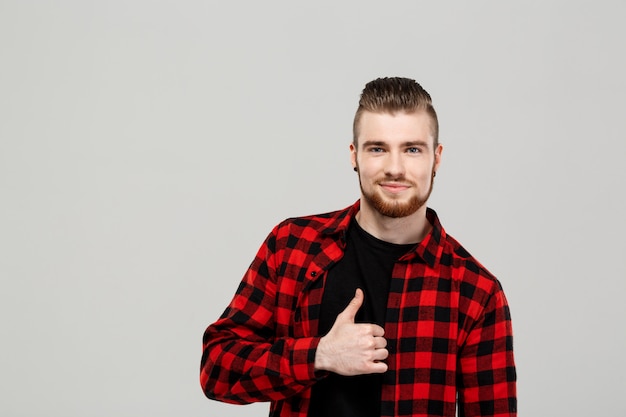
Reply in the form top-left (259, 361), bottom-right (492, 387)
top-left (353, 77), bottom-right (439, 148)
top-left (351, 77), bottom-right (442, 219)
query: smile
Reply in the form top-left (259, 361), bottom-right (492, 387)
top-left (379, 183), bottom-right (411, 193)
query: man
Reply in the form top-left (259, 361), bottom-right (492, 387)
top-left (200, 77), bottom-right (517, 417)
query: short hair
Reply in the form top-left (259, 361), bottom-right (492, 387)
top-left (353, 77), bottom-right (439, 147)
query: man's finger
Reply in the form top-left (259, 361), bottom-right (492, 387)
top-left (337, 288), bottom-right (364, 323)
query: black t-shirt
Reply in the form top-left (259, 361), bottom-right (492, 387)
top-left (308, 218), bottom-right (414, 417)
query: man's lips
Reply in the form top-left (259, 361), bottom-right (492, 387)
top-left (378, 182), bottom-right (412, 193)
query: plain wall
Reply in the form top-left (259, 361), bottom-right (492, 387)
top-left (1, 1), bottom-right (625, 416)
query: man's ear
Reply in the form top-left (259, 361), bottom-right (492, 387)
top-left (350, 143), bottom-right (357, 171)
top-left (433, 143), bottom-right (443, 173)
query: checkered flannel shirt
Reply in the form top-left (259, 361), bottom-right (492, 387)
top-left (201, 201), bottom-right (516, 416)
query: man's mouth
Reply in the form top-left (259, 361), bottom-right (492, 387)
top-left (378, 182), bottom-right (411, 193)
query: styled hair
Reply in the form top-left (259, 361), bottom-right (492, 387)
top-left (353, 77), bottom-right (439, 147)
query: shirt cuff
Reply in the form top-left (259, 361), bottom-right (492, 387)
top-left (290, 336), bottom-right (323, 382)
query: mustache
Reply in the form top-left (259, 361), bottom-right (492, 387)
top-left (374, 177), bottom-right (416, 186)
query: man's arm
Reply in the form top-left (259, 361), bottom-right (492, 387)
top-left (457, 284), bottom-right (517, 416)
top-left (200, 229), bottom-right (388, 404)
top-left (200, 228), bottom-right (321, 404)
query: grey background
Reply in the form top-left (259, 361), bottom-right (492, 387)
top-left (1, 1), bottom-right (625, 416)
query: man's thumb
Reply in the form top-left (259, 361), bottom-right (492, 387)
top-left (338, 288), bottom-right (364, 323)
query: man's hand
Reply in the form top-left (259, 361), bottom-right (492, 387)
top-left (314, 288), bottom-right (388, 376)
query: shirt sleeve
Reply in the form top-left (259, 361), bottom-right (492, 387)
top-left (200, 226), bottom-right (321, 404)
top-left (457, 282), bottom-right (517, 416)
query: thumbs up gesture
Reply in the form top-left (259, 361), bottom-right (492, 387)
top-left (314, 288), bottom-right (389, 376)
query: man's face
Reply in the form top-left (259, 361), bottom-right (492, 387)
top-left (350, 111), bottom-right (442, 218)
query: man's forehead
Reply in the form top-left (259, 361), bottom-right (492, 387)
top-left (356, 110), bottom-right (436, 148)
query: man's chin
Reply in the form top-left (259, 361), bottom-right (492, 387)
top-left (367, 194), bottom-right (425, 218)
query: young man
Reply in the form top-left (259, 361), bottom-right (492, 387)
top-left (200, 77), bottom-right (517, 417)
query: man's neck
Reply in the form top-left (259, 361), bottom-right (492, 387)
top-left (355, 201), bottom-right (432, 245)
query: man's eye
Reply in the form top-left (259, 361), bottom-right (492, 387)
top-left (407, 147), bottom-right (421, 153)
top-left (369, 147), bottom-right (384, 153)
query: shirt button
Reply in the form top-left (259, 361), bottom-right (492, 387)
top-left (310, 271), bottom-right (317, 277)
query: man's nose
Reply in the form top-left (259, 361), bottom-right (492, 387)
top-left (384, 152), bottom-right (405, 177)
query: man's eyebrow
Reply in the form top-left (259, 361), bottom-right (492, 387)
top-left (403, 140), bottom-right (430, 147)
top-left (361, 140), bottom-right (430, 148)
top-left (361, 140), bottom-right (387, 148)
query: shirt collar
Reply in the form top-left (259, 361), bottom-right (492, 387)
top-left (319, 201), bottom-right (446, 268)
top-left (318, 200), bottom-right (360, 238)
top-left (410, 207), bottom-right (446, 268)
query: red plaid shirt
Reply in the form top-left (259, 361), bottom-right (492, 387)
top-left (201, 201), bottom-right (516, 416)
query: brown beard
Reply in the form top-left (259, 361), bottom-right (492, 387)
top-left (359, 170), bottom-right (435, 218)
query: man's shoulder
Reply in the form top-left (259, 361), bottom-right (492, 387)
top-left (273, 203), bottom-right (357, 237)
top-left (426, 209), bottom-right (497, 283)
top-left (284, 207), bottom-right (348, 225)
top-left (439, 230), bottom-right (500, 287)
